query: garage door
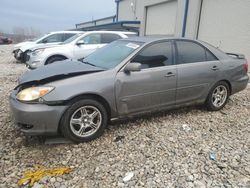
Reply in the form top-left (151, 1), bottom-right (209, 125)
top-left (198, 0), bottom-right (250, 61)
top-left (145, 0), bottom-right (177, 36)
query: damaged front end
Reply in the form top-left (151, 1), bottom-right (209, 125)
top-left (13, 49), bottom-right (30, 63)
top-left (10, 60), bottom-right (105, 135)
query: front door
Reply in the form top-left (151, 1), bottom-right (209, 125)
top-left (115, 41), bottom-right (177, 115)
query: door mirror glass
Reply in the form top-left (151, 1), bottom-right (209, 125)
top-left (124, 63), bottom-right (142, 73)
top-left (76, 40), bottom-right (85, 45)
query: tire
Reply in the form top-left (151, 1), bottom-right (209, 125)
top-left (60, 99), bottom-right (108, 143)
top-left (205, 81), bottom-right (230, 111)
top-left (45, 56), bottom-right (66, 65)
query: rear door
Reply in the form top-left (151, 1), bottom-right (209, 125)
top-left (115, 41), bottom-right (177, 115)
top-left (175, 40), bottom-right (220, 104)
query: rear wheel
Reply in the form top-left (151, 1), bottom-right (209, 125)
top-left (45, 56), bottom-right (67, 65)
top-left (60, 99), bottom-right (108, 143)
top-left (205, 81), bottom-right (230, 111)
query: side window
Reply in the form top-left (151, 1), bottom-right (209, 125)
top-left (41, 34), bottom-right (63, 43)
top-left (176, 41), bottom-right (206, 64)
top-left (132, 42), bottom-right (173, 69)
top-left (101, 34), bottom-right (121, 43)
top-left (176, 41), bottom-right (217, 64)
top-left (206, 50), bottom-right (218, 61)
top-left (81, 34), bottom-right (101, 44)
top-left (63, 33), bottom-right (75, 41)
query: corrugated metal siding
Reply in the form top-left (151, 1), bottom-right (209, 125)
top-left (198, 0), bottom-right (250, 61)
top-left (145, 1), bottom-right (177, 36)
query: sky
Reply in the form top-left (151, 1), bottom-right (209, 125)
top-left (0, 0), bottom-right (116, 34)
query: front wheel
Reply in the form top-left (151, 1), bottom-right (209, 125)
top-left (205, 81), bottom-right (230, 111)
top-left (60, 99), bottom-right (108, 142)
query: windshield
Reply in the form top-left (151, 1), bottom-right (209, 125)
top-left (83, 40), bottom-right (143, 69)
top-left (35, 34), bottom-right (49, 43)
top-left (61, 33), bottom-right (82, 44)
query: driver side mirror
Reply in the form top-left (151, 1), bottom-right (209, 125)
top-left (124, 62), bottom-right (141, 73)
top-left (76, 40), bottom-right (85, 45)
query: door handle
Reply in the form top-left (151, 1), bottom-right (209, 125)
top-left (165, 72), bottom-right (175, 77)
top-left (211, 66), bottom-right (219, 71)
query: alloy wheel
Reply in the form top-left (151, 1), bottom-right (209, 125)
top-left (70, 106), bottom-right (102, 137)
top-left (212, 85), bottom-right (228, 108)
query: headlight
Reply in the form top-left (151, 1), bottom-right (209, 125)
top-left (31, 49), bottom-right (45, 56)
top-left (16, 86), bottom-right (54, 101)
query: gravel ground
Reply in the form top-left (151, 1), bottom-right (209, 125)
top-left (0, 45), bottom-right (250, 188)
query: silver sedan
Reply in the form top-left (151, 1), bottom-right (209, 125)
top-left (10, 38), bottom-right (249, 142)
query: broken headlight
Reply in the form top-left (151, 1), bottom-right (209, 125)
top-left (16, 86), bottom-right (54, 101)
top-left (31, 48), bottom-right (45, 56)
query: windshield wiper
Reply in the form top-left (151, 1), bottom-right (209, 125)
top-left (78, 58), bottom-right (107, 70)
top-left (81, 60), bottom-right (97, 67)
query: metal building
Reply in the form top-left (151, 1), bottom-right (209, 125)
top-left (117, 0), bottom-right (250, 60)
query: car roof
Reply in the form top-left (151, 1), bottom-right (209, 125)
top-left (120, 37), bottom-right (200, 44)
top-left (49, 31), bottom-right (84, 34)
top-left (83, 30), bottom-right (136, 35)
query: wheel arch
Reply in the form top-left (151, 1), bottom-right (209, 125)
top-left (58, 93), bottom-right (112, 133)
top-left (218, 79), bottom-right (232, 95)
top-left (45, 54), bottom-right (68, 65)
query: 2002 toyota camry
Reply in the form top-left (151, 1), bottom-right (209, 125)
top-left (10, 38), bottom-right (249, 142)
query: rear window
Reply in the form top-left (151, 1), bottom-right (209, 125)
top-left (101, 34), bottom-right (121, 43)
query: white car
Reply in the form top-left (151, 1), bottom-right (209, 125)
top-left (13, 31), bottom-right (83, 62)
top-left (25, 31), bottom-right (137, 69)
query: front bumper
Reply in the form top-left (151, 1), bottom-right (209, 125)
top-left (13, 49), bottom-right (23, 61)
top-left (25, 55), bottom-right (44, 69)
top-left (9, 91), bottom-right (67, 135)
top-left (13, 50), bottom-right (30, 63)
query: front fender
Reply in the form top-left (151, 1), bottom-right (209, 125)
top-left (42, 70), bottom-right (118, 118)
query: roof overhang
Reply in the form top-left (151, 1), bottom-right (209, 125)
top-left (74, 21), bottom-right (141, 33)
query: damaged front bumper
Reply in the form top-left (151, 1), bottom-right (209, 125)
top-left (25, 55), bottom-right (44, 69)
top-left (13, 49), bottom-right (30, 63)
top-left (13, 49), bottom-right (23, 61)
top-left (9, 90), bottom-right (67, 136)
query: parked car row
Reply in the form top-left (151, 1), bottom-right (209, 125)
top-left (13, 30), bottom-right (137, 69)
top-left (10, 36), bottom-right (249, 142)
top-left (25, 31), bottom-right (137, 69)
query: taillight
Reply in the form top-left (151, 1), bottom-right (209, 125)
top-left (244, 61), bottom-right (248, 73)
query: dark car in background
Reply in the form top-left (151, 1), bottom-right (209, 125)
top-left (0, 36), bottom-right (12, 44)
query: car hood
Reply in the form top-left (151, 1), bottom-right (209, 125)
top-left (14, 41), bottom-right (34, 50)
top-left (19, 42), bottom-right (62, 52)
top-left (28, 43), bottom-right (64, 51)
top-left (18, 60), bottom-right (105, 86)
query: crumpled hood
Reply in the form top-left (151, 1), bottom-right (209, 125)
top-left (19, 42), bottom-right (61, 52)
top-left (18, 60), bottom-right (104, 86)
top-left (28, 43), bottom-right (63, 52)
top-left (14, 41), bottom-right (34, 50)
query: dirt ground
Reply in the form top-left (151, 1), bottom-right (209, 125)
top-left (0, 44), bottom-right (250, 188)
